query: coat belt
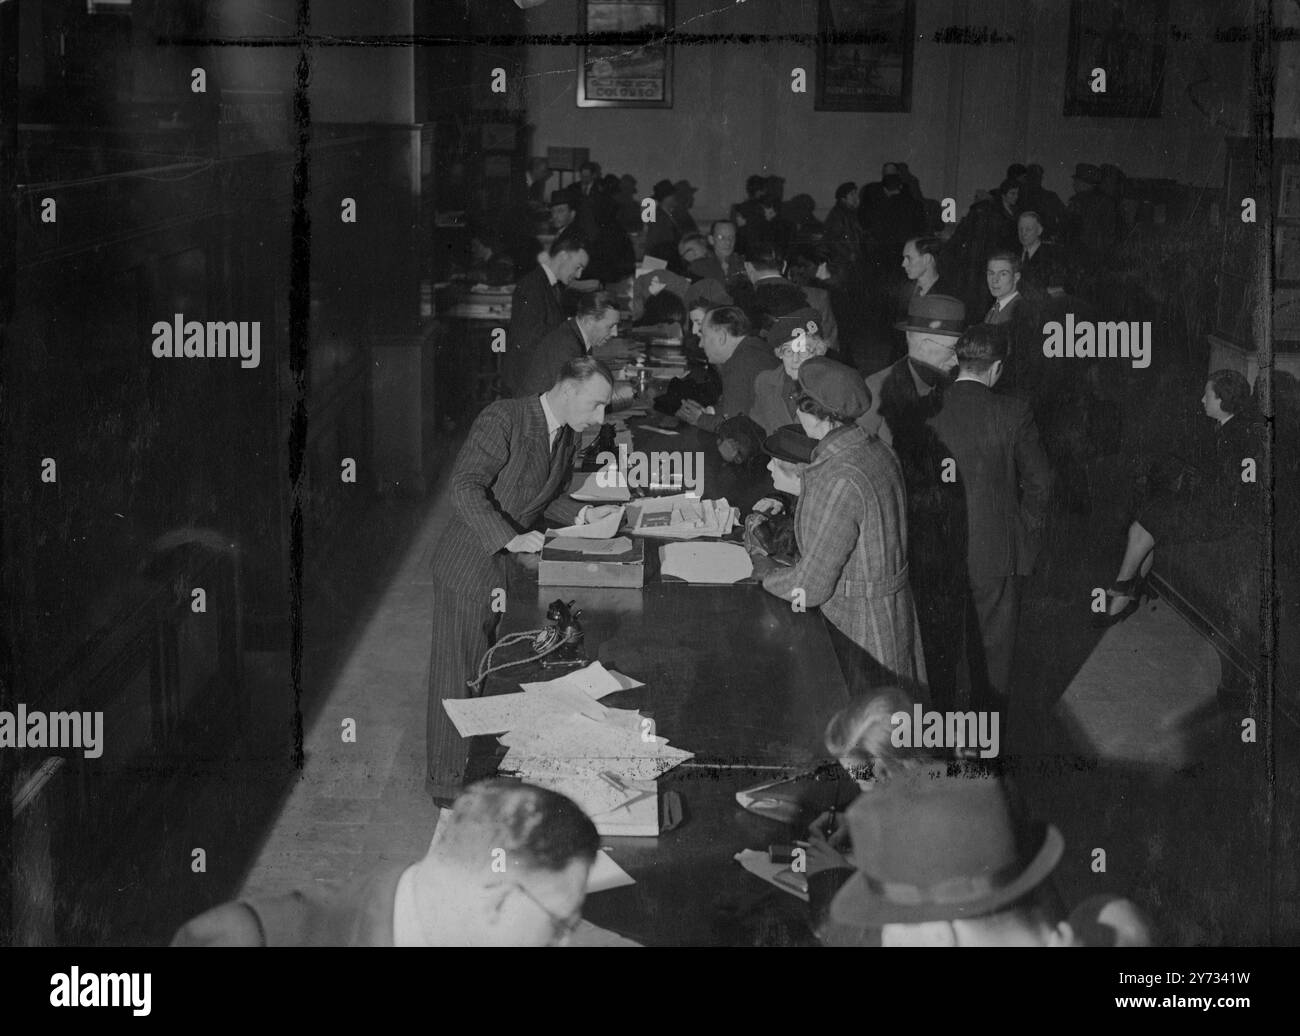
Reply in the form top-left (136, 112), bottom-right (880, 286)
top-left (840, 564), bottom-right (910, 599)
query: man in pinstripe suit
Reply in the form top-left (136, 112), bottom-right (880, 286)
top-left (426, 356), bottom-right (617, 803)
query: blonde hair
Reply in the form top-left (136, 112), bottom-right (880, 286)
top-left (823, 688), bottom-right (932, 780)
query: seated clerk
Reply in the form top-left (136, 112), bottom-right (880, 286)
top-left (752, 358), bottom-right (928, 701)
top-left (634, 288), bottom-right (688, 342)
top-left (688, 219), bottom-right (746, 284)
top-left (750, 309), bottom-right (830, 434)
top-left (801, 688), bottom-right (939, 941)
top-left (676, 232), bottom-right (711, 273)
top-left (674, 306), bottom-right (778, 433)
top-left (820, 771), bottom-right (1072, 948)
top-left (504, 236), bottom-right (591, 396)
top-left (171, 781), bottom-right (601, 947)
top-left (458, 230), bottom-right (516, 286)
top-left (517, 290), bottom-right (621, 398)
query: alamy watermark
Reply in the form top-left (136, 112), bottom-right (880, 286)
top-left (891, 705), bottom-right (1000, 759)
top-left (1, 705), bottom-right (103, 758)
top-left (595, 446), bottom-right (704, 496)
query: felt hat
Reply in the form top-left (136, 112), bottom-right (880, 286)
top-left (550, 188), bottom-right (578, 207)
top-left (797, 357), bottom-right (872, 421)
top-left (767, 308), bottom-right (825, 352)
top-left (894, 293), bottom-right (966, 335)
top-left (652, 178), bottom-right (677, 201)
top-left (763, 424), bottom-right (817, 464)
top-left (683, 278), bottom-right (732, 309)
top-left (673, 179), bottom-right (698, 196)
top-left (1072, 162), bottom-right (1102, 185)
top-left (829, 773), bottom-right (1065, 927)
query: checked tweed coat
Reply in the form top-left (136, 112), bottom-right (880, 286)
top-left (426, 395), bottom-right (582, 794)
top-left (762, 424), bottom-right (927, 692)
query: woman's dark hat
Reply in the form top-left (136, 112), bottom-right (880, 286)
top-left (829, 773), bottom-right (1065, 927)
top-left (763, 424), bottom-right (817, 464)
top-left (894, 293), bottom-right (966, 335)
top-left (797, 357), bottom-right (872, 421)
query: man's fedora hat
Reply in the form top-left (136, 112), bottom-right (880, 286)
top-left (829, 773), bottom-right (1064, 927)
top-left (894, 293), bottom-right (966, 335)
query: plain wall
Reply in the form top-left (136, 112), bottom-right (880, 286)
top-left (521, 0), bottom-right (1254, 222)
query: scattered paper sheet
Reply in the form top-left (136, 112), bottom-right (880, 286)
top-left (660, 542), bottom-right (754, 584)
top-left (734, 849), bottom-right (810, 902)
top-left (570, 466), bottom-right (632, 503)
top-left (442, 688), bottom-right (607, 738)
top-left (546, 535), bottom-right (633, 555)
top-left (548, 505), bottom-right (625, 539)
top-left (522, 661), bottom-right (640, 700)
top-left (500, 713), bottom-right (693, 783)
top-left (606, 668), bottom-right (645, 692)
top-left (639, 256), bottom-right (668, 271)
top-left (589, 850), bottom-right (636, 893)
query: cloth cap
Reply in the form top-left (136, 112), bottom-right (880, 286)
top-left (797, 357), bottom-right (872, 421)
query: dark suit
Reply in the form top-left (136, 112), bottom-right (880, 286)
top-left (928, 379), bottom-right (1052, 714)
top-left (983, 293), bottom-right (1021, 326)
top-left (426, 397), bottom-right (583, 796)
top-left (1020, 242), bottom-right (1069, 293)
top-left (505, 266), bottom-right (567, 395)
top-left (862, 358), bottom-right (967, 710)
top-left (519, 319), bottom-right (588, 397)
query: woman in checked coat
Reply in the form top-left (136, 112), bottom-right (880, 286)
top-left (757, 357), bottom-right (928, 701)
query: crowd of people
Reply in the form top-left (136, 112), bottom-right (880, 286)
top-left (179, 156), bottom-right (1271, 948)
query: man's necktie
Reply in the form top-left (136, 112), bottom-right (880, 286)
top-left (549, 427), bottom-right (565, 469)
top-left (986, 303), bottom-right (999, 322)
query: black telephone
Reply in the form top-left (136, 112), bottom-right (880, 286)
top-left (539, 599), bottom-right (587, 668)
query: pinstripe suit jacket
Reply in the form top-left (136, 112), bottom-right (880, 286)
top-left (430, 396), bottom-right (583, 593)
top-left (762, 424), bottom-right (926, 687)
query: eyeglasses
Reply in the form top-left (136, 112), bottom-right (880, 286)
top-left (511, 882), bottom-right (583, 945)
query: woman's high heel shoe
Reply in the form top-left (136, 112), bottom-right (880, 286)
top-left (1092, 575), bottom-right (1147, 629)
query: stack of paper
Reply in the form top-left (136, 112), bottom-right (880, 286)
top-left (444, 662), bottom-right (692, 836)
top-left (626, 494), bottom-right (738, 539)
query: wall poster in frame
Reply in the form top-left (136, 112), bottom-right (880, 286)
top-left (814, 0), bottom-right (915, 113)
top-left (1064, 0), bottom-right (1169, 117)
top-left (577, 1), bottom-right (673, 109)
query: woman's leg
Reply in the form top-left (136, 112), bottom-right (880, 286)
top-left (1110, 521), bottom-right (1155, 614)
